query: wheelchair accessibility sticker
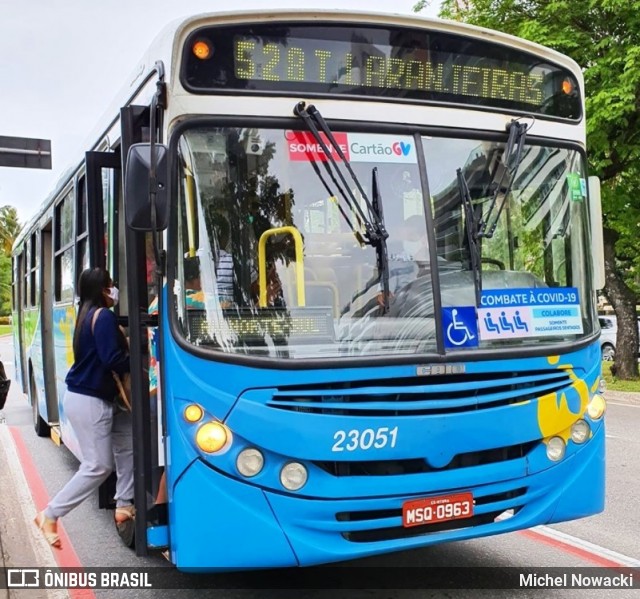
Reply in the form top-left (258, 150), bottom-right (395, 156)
top-left (442, 307), bottom-right (479, 348)
top-left (478, 287), bottom-right (583, 340)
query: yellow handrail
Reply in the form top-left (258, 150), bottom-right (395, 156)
top-left (258, 226), bottom-right (305, 307)
top-left (183, 167), bottom-right (197, 258)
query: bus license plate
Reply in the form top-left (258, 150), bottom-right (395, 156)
top-left (402, 492), bottom-right (474, 528)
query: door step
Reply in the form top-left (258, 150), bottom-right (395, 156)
top-left (50, 425), bottom-right (62, 446)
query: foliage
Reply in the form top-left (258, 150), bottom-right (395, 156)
top-left (603, 176), bottom-right (640, 296)
top-left (601, 361), bottom-right (640, 392)
top-left (0, 254), bottom-right (10, 315)
top-left (416, 0), bottom-right (640, 376)
top-left (0, 206), bottom-right (21, 316)
top-left (0, 206), bottom-right (21, 255)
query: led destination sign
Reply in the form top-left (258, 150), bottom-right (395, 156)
top-left (234, 37), bottom-right (544, 105)
top-left (182, 23), bottom-right (581, 119)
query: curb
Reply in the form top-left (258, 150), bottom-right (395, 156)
top-left (0, 424), bottom-right (69, 599)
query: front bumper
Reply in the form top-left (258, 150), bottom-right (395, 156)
top-left (170, 422), bottom-right (604, 570)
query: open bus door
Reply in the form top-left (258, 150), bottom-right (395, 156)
top-left (86, 136), bottom-right (165, 551)
top-left (85, 148), bottom-right (122, 510)
top-left (120, 101), bottom-right (167, 555)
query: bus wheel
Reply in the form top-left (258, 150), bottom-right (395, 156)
top-left (31, 373), bottom-right (50, 437)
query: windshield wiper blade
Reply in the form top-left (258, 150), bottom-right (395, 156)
top-left (457, 168), bottom-right (482, 307)
top-left (293, 102), bottom-right (368, 244)
top-left (294, 102), bottom-right (388, 245)
top-left (293, 101), bottom-right (391, 313)
top-left (478, 119), bottom-right (529, 239)
top-left (372, 167), bottom-right (390, 313)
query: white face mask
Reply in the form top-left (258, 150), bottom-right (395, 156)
top-left (106, 286), bottom-right (119, 306)
top-left (403, 240), bottom-right (422, 257)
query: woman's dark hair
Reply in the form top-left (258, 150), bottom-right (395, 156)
top-left (72, 267), bottom-right (110, 361)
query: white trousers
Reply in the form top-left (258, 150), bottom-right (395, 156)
top-left (45, 390), bottom-right (134, 519)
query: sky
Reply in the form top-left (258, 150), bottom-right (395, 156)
top-left (0, 0), bottom-right (441, 225)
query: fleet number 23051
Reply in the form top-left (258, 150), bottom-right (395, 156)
top-left (332, 426), bottom-right (398, 452)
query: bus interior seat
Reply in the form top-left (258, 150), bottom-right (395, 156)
top-left (305, 281), bottom-right (339, 317)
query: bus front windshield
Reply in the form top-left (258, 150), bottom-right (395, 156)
top-left (172, 127), bottom-right (595, 359)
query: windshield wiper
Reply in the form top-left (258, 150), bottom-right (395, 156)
top-left (294, 101), bottom-right (391, 313)
top-left (372, 167), bottom-right (390, 313)
top-left (478, 119), bottom-right (529, 239)
top-left (457, 168), bottom-right (482, 308)
top-left (294, 102), bottom-right (388, 245)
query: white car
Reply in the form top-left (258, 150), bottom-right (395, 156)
top-left (599, 316), bottom-right (617, 361)
top-left (598, 315), bottom-right (640, 361)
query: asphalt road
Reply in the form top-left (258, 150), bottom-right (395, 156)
top-left (1, 335), bottom-right (638, 598)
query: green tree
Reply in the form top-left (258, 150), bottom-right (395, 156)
top-left (0, 206), bottom-right (21, 255)
top-left (0, 254), bottom-right (11, 315)
top-left (415, 0), bottom-right (640, 378)
top-left (0, 205), bottom-right (21, 317)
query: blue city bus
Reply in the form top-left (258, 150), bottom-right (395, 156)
top-left (12, 9), bottom-right (606, 570)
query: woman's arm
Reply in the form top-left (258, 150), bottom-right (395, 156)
top-left (93, 310), bottom-right (130, 374)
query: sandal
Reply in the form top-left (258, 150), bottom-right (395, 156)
top-left (34, 511), bottom-right (61, 549)
top-left (114, 505), bottom-right (136, 549)
top-left (114, 504), bottom-right (136, 523)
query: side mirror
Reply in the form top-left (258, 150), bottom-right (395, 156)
top-left (588, 176), bottom-right (605, 290)
top-left (124, 143), bottom-right (169, 231)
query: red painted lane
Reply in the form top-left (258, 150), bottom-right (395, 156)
top-left (519, 528), bottom-right (624, 568)
top-left (10, 426), bottom-right (96, 599)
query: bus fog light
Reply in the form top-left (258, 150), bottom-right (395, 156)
top-left (237, 448), bottom-right (264, 477)
top-left (546, 436), bottom-right (566, 462)
top-left (184, 404), bottom-right (204, 423)
top-left (280, 462), bottom-right (307, 491)
top-left (195, 421), bottom-right (230, 454)
top-left (587, 394), bottom-right (606, 420)
top-left (571, 419), bottom-right (590, 444)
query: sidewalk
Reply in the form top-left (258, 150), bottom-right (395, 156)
top-left (0, 424), bottom-right (69, 599)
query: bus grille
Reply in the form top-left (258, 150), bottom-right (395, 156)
top-left (266, 369), bottom-right (572, 416)
top-left (314, 441), bottom-right (535, 476)
top-left (338, 488), bottom-right (527, 543)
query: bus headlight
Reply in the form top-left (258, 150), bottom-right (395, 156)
top-left (280, 462), bottom-right (308, 491)
top-left (236, 448), bottom-right (264, 477)
top-left (571, 419), bottom-right (590, 444)
top-left (546, 436), bottom-right (566, 462)
top-left (587, 394), bottom-right (606, 420)
top-left (195, 421), bottom-right (230, 454)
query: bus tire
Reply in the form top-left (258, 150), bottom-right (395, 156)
top-left (30, 372), bottom-right (50, 437)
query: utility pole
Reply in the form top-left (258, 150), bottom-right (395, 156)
top-left (0, 135), bottom-right (51, 169)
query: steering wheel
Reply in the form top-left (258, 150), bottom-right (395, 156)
top-left (481, 257), bottom-right (506, 270)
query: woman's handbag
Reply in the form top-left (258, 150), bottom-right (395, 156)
top-left (112, 372), bottom-right (132, 412)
